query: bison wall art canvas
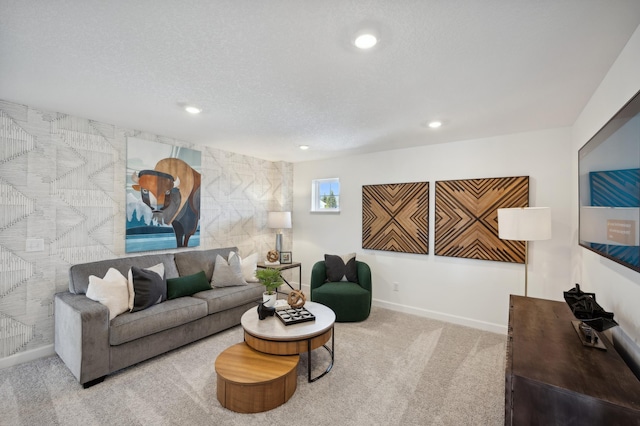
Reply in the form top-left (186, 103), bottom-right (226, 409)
top-left (126, 138), bottom-right (201, 253)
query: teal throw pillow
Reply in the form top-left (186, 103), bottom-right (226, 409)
top-left (167, 270), bottom-right (211, 299)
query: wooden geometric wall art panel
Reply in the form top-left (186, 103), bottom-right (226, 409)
top-left (435, 176), bottom-right (529, 263)
top-left (362, 182), bottom-right (429, 254)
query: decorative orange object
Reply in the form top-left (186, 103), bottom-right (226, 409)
top-left (287, 290), bottom-right (306, 308)
top-left (266, 250), bottom-right (279, 263)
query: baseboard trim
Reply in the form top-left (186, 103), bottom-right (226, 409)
top-left (0, 344), bottom-right (55, 370)
top-left (0, 301), bottom-right (509, 369)
top-left (372, 299), bottom-right (507, 335)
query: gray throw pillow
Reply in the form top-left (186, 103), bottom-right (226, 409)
top-left (174, 251), bottom-right (215, 282)
top-left (211, 254), bottom-right (247, 287)
top-left (325, 253), bottom-right (358, 283)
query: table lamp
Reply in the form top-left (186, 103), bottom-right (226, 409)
top-left (267, 211), bottom-right (291, 253)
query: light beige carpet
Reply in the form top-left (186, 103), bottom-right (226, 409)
top-left (0, 306), bottom-right (506, 425)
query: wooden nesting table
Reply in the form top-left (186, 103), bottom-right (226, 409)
top-left (215, 302), bottom-right (336, 413)
top-left (215, 343), bottom-right (299, 413)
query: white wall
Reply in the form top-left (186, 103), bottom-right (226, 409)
top-left (293, 127), bottom-right (573, 333)
top-left (572, 25), bottom-right (640, 349)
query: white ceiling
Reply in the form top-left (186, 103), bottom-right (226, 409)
top-left (1, 1), bottom-right (640, 163)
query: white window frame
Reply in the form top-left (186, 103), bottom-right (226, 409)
top-left (311, 178), bottom-right (340, 213)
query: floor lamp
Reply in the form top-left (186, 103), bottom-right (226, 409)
top-left (267, 211), bottom-right (292, 253)
top-left (498, 207), bottom-right (552, 297)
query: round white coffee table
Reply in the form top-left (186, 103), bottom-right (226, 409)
top-left (241, 301), bottom-right (335, 382)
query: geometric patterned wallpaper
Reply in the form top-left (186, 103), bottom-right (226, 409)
top-left (0, 99), bottom-right (293, 360)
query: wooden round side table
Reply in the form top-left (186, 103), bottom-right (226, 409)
top-left (215, 342), bottom-right (299, 413)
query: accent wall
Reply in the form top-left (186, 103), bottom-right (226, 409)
top-left (0, 100), bottom-right (293, 364)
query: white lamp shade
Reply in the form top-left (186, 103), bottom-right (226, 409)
top-left (498, 207), bottom-right (552, 241)
top-left (580, 206), bottom-right (639, 246)
top-left (267, 211), bottom-right (292, 229)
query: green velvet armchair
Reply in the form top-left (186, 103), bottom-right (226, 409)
top-left (310, 260), bottom-right (372, 322)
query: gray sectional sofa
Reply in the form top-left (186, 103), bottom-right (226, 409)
top-left (54, 246), bottom-right (264, 387)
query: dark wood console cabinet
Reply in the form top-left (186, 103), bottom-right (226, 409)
top-left (506, 295), bottom-right (640, 425)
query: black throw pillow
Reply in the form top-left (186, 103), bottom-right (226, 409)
top-left (131, 265), bottom-right (166, 312)
top-left (324, 253), bottom-right (358, 283)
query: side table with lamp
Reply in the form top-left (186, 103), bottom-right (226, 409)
top-left (257, 261), bottom-right (302, 292)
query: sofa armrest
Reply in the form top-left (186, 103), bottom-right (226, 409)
top-left (54, 292), bottom-right (110, 385)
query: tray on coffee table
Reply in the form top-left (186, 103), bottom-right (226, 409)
top-left (276, 306), bottom-right (316, 325)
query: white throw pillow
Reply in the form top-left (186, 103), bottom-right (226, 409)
top-left (228, 251), bottom-right (259, 283)
top-left (86, 268), bottom-right (129, 321)
top-left (211, 254), bottom-right (247, 287)
top-left (127, 263), bottom-right (165, 311)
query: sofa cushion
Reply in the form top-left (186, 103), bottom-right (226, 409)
top-left (167, 270), bottom-right (211, 299)
top-left (174, 247), bottom-right (237, 282)
top-left (109, 297), bottom-right (208, 346)
top-left (68, 253), bottom-right (179, 295)
top-left (174, 252), bottom-right (214, 282)
top-left (191, 283), bottom-right (263, 315)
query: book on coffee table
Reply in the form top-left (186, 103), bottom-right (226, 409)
top-left (274, 299), bottom-right (290, 311)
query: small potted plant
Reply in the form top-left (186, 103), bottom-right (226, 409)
top-left (255, 268), bottom-right (283, 308)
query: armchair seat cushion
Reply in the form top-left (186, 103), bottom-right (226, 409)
top-left (312, 283), bottom-right (371, 322)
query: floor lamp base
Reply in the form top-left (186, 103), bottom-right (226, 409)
top-left (524, 241), bottom-right (530, 297)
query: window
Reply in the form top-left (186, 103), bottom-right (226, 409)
top-left (311, 178), bottom-right (340, 212)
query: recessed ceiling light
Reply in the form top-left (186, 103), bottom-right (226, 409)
top-left (428, 121), bottom-right (442, 129)
top-left (299, 145), bottom-right (309, 150)
top-left (185, 106), bottom-right (202, 114)
top-left (354, 33), bottom-right (377, 49)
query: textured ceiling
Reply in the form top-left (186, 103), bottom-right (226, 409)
top-left (1, 1), bottom-right (640, 163)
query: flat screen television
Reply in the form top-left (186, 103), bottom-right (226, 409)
top-left (578, 90), bottom-right (640, 273)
